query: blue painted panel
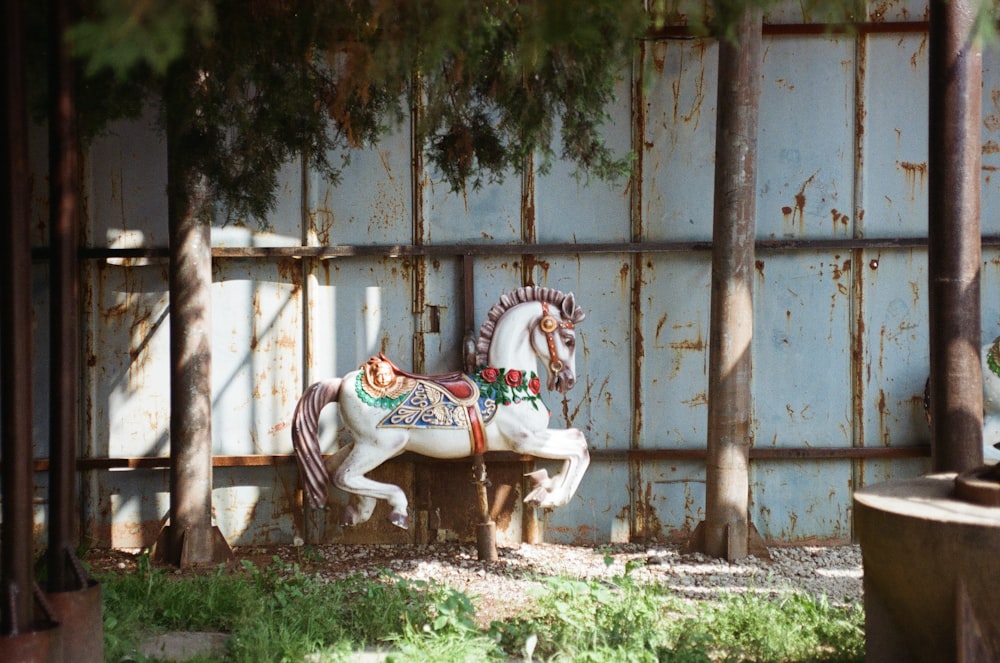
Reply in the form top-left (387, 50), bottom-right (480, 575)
top-left (861, 34), bottom-right (928, 237)
top-left (535, 76), bottom-right (633, 243)
top-left (753, 251), bottom-right (853, 448)
top-left (638, 252), bottom-right (712, 448)
top-left (857, 249), bottom-right (929, 449)
top-left (84, 106), bottom-right (168, 248)
top-left (426, 176), bottom-right (523, 244)
top-left (641, 40), bottom-right (718, 242)
top-left (84, 262), bottom-right (172, 459)
top-left (981, 60), bottom-right (1000, 236)
top-left (212, 259), bottom-right (303, 455)
top-left (307, 125), bottom-right (412, 245)
top-left (538, 462), bottom-right (632, 545)
top-left (758, 36), bottom-right (854, 240)
top-left (213, 466), bottom-right (303, 545)
top-left (750, 461), bottom-right (853, 541)
top-left (530, 255), bottom-right (632, 448)
top-left (635, 460), bottom-right (706, 540)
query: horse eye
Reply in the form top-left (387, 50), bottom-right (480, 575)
top-left (563, 336), bottom-right (575, 348)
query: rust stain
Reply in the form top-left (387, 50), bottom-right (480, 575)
top-left (830, 258), bottom-right (851, 281)
top-left (876, 388), bottom-right (890, 447)
top-left (618, 262), bottom-right (630, 291)
top-left (633, 481), bottom-right (664, 542)
top-left (754, 259), bottom-right (765, 278)
top-left (830, 208), bottom-right (849, 232)
top-left (669, 333), bottom-right (705, 353)
top-left (898, 161), bottom-right (928, 199)
top-left (682, 391), bottom-right (708, 408)
top-left (909, 34), bottom-right (927, 69)
top-left (654, 314), bottom-right (668, 345)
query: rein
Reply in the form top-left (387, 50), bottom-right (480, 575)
top-left (539, 301), bottom-right (574, 374)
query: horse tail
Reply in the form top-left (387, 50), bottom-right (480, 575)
top-left (292, 378), bottom-right (342, 509)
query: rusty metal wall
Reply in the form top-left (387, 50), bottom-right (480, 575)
top-left (21, 6), bottom-right (1000, 549)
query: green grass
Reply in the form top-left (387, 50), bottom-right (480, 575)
top-left (97, 553), bottom-right (864, 662)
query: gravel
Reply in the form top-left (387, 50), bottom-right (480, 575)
top-left (89, 540), bottom-right (863, 626)
top-left (90, 541), bottom-right (862, 660)
top-left (292, 541), bottom-right (863, 624)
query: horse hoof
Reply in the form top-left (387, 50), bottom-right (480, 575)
top-left (390, 512), bottom-right (409, 529)
top-left (523, 487), bottom-right (549, 507)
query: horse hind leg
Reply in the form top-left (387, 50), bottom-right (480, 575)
top-left (331, 439), bottom-right (410, 529)
top-left (322, 443), bottom-right (375, 525)
top-left (344, 493), bottom-right (378, 527)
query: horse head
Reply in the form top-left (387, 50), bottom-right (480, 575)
top-left (531, 292), bottom-right (585, 394)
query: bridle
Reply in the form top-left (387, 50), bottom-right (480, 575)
top-left (538, 301), bottom-right (575, 375)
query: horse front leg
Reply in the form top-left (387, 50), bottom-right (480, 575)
top-left (332, 438), bottom-right (410, 529)
top-left (509, 427), bottom-right (590, 508)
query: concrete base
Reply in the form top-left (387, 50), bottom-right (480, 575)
top-left (854, 474), bottom-right (1000, 662)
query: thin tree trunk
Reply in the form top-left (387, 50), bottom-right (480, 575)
top-left (701, 8), bottom-right (761, 562)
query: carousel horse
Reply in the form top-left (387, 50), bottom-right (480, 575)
top-left (292, 286), bottom-right (591, 529)
top-left (924, 334), bottom-right (1000, 462)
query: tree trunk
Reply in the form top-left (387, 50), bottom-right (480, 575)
top-left (697, 8), bottom-right (762, 562)
top-left (155, 64), bottom-right (232, 566)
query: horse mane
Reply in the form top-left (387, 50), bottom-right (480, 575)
top-left (475, 286), bottom-right (585, 367)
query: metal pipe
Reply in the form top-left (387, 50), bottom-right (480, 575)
top-left (59, 233), bottom-right (1000, 263)
top-left (646, 21), bottom-right (930, 41)
top-left (27, 443), bottom-right (933, 472)
top-left (1, 0), bottom-right (37, 633)
top-left (702, 8), bottom-right (762, 562)
top-left (47, 0), bottom-right (83, 593)
top-left (927, 0), bottom-right (983, 473)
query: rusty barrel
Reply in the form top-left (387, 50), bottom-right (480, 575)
top-left (0, 621), bottom-right (63, 663)
top-left (855, 473), bottom-right (1000, 661)
top-left (46, 580), bottom-right (102, 663)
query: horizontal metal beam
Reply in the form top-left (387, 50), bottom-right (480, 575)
top-left (31, 444), bottom-right (930, 472)
top-left (26, 235), bottom-right (1000, 263)
top-left (647, 21), bottom-right (930, 41)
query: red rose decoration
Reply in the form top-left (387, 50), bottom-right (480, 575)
top-left (528, 376), bottom-right (541, 395)
top-left (505, 369), bottom-right (523, 387)
top-left (480, 367), bottom-right (500, 383)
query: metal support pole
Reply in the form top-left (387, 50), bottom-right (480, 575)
top-left (1, 0), bottom-right (37, 633)
top-left (47, 0), bottom-right (84, 593)
top-left (928, 0), bottom-right (983, 473)
top-left (472, 456), bottom-right (498, 562)
top-left (699, 7), bottom-right (762, 562)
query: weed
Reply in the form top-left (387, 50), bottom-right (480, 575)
top-left (98, 555), bottom-right (863, 662)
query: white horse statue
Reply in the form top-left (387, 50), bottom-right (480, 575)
top-left (983, 335), bottom-right (1000, 463)
top-left (292, 286), bottom-right (591, 529)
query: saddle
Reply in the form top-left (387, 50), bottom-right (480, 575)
top-left (363, 353), bottom-right (488, 456)
top-left (365, 352), bottom-right (477, 403)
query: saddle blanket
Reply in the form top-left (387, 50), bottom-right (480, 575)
top-left (378, 380), bottom-right (499, 430)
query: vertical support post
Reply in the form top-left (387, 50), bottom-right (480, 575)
top-left (472, 456), bottom-right (498, 562)
top-left (48, 0), bottom-right (84, 592)
top-left (700, 7), bottom-right (761, 562)
top-left (928, 0), bottom-right (983, 474)
top-left (155, 65), bottom-right (232, 566)
top-left (463, 256), bottom-right (498, 560)
top-left (1, 0), bottom-right (38, 634)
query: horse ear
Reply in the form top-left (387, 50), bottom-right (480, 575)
top-left (562, 292), bottom-right (586, 323)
